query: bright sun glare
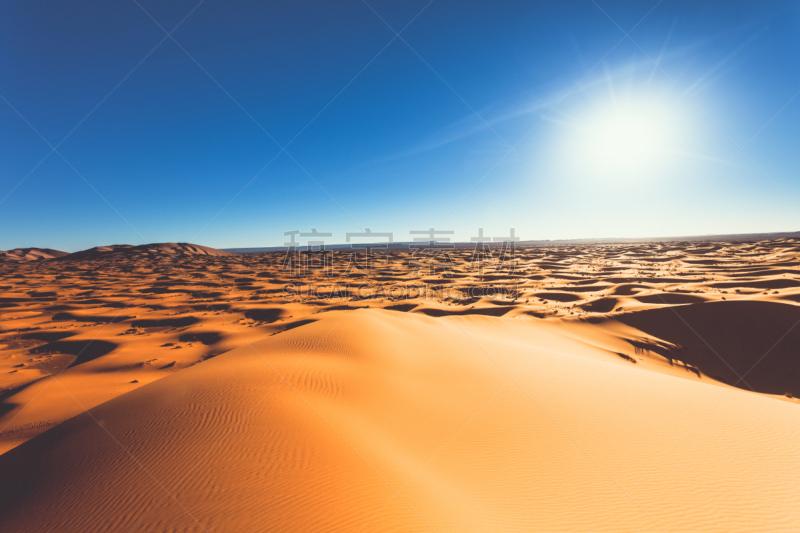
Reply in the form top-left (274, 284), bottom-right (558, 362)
top-left (577, 99), bottom-right (678, 179)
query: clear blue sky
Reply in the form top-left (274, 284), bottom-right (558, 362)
top-left (2, 0), bottom-right (799, 251)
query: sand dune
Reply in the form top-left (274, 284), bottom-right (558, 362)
top-left (2, 309), bottom-right (800, 532)
top-left (1, 238), bottom-right (799, 530)
top-left (59, 242), bottom-right (233, 262)
top-left (0, 248), bottom-right (68, 262)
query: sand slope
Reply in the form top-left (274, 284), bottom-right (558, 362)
top-left (1, 309), bottom-right (799, 532)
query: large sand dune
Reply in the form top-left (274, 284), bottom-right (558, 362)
top-left (1, 239), bottom-right (799, 531)
top-left (1, 310), bottom-right (799, 532)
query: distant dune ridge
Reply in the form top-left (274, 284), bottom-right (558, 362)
top-left (0, 243), bottom-right (231, 263)
top-left (223, 229), bottom-right (800, 254)
top-left (0, 248), bottom-right (68, 262)
top-left (1, 237), bottom-right (800, 531)
top-left (57, 242), bottom-right (233, 261)
top-left (2, 228), bottom-right (796, 259)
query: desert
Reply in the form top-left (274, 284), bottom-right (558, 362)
top-left (4, 1), bottom-right (800, 530)
top-left (1, 238), bottom-right (799, 531)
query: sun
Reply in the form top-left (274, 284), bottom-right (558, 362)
top-left (577, 99), bottom-right (678, 179)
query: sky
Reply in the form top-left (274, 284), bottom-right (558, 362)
top-left (1, 0), bottom-right (799, 251)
